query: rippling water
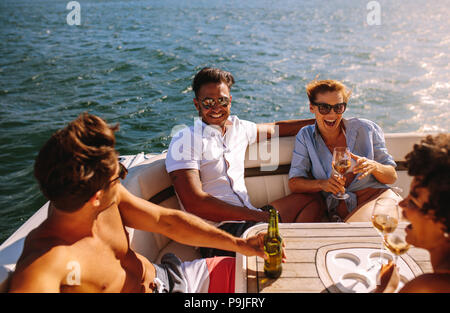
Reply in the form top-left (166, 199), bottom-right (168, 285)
top-left (1, 0), bottom-right (449, 243)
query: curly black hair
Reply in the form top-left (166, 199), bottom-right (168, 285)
top-left (405, 134), bottom-right (450, 232)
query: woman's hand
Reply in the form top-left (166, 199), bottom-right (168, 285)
top-left (374, 261), bottom-right (400, 293)
top-left (350, 152), bottom-right (379, 180)
top-left (319, 174), bottom-right (346, 195)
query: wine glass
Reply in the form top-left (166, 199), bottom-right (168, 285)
top-left (384, 226), bottom-right (411, 265)
top-left (370, 198), bottom-right (399, 268)
top-left (331, 147), bottom-right (351, 200)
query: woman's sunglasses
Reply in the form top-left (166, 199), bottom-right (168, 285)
top-left (108, 162), bottom-right (128, 185)
top-left (199, 97), bottom-right (230, 110)
top-left (311, 101), bottom-right (347, 115)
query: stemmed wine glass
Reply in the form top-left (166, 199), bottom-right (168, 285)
top-left (384, 226), bottom-right (411, 265)
top-left (370, 198), bottom-right (399, 268)
top-left (331, 147), bottom-right (351, 200)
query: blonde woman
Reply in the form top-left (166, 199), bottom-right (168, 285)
top-left (274, 79), bottom-right (399, 222)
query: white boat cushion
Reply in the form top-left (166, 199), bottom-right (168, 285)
top-left (245, 175), bottom-right (291, 208)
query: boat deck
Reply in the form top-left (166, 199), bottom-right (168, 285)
top-left (236, 222), bottom-right (432, 293)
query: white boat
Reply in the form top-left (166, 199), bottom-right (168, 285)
top-left (0, 131), bottom-right (429, 292)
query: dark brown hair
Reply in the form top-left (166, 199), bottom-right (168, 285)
top-left (192, 67), bottom-right (235, 98)
top-left (405, 134), bottom-right (450, 232)
top-left (306, 79), bottom-right (352, 103)
top-left (34, 113), bottom-right (119, 212)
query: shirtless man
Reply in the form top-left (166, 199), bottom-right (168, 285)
top-left (9, 113), bottom-right (268, 293)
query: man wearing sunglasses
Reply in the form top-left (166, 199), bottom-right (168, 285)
top-left (166, 67), bottom-right (315, 258)
top-left (9, 113), bottom-right (280, 293)
top-left (288, 79), bottom-right (398, 223)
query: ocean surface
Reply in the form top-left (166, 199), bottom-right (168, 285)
top-left (0, 0), bottom-right (449, 244)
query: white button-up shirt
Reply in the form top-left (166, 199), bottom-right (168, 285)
top-left (165, 115), bottom-right (259, 226)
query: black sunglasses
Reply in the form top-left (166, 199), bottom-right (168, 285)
top-left (311, 101), bottom-right (347, 115)
top-left (108, 162), bottom-right (128, 185)
top-left (199, 97), bottom-right (230, 110)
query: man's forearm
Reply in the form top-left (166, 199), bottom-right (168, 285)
top-left (169, 169), bottom-right (268, 224)
top-left (275, 118), bottom-right (315, 137)
top-left (288, 176), bottom-right (323, 193)
top-left (257, 119), bottom-right (315, 141)
top-left (158, 209), bottom-right (246, 253)
top-left (119, 187), bottom-right (250, 253)
top-left (184, 193), bottom-right (268, 223)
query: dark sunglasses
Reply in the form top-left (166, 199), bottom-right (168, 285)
top-left (108, 162), bottom-right (128, 185)
top-left (199, 97), bottom-right (230, 110)
top-left (311, 101), bottom-right (347, 115)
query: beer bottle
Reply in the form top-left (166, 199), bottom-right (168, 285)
top-left (264, 206), bottom-right (282, 278)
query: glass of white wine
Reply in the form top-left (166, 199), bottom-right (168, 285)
top-left (331, 147), bottom-right (351, 200)
top-left (371, 198), bottom-right (399, 267)
top-left (384, 227), bottom-right (411, 265)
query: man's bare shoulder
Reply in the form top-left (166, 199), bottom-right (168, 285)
top-left (15, 225), bottom-right (71, 269)
top-left (401, 273), bottom-right (450, 293)
top-left (9, 230), bottom-right (72, 292)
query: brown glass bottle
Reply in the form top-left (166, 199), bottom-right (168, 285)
top-left (264, 207), bottom-right (282, 278)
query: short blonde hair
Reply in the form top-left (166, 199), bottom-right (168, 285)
top-left (306, 79), bottom-right (352, 103)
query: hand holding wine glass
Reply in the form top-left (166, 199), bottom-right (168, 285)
top-left (331, 147), bottom-right (351, 200)
top-left (374, 227), bottom-right (410, 292)
top-left (383, 226), bottom-right (410, 265)
top-left (374, 261), bottom-right (400, 293)
top-left (371, 197), bottom-right (399, 267)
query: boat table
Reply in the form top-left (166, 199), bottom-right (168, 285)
top-left (235, 222), bottom-right (432, 293)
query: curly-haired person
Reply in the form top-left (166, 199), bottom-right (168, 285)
top-left (375, 133), bottom-right (450, 293)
